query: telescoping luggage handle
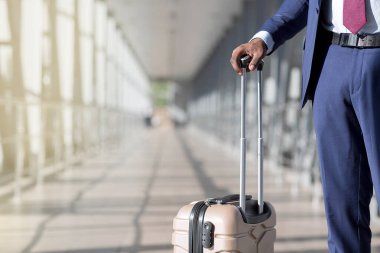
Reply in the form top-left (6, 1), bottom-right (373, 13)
top-left (239, 56), bottom-right (264, 215)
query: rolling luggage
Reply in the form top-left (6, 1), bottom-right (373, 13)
top-left (172, 57), bottom-right (276, 253)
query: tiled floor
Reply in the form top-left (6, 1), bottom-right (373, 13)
top-left (1, 125), bottom-right (380, 253)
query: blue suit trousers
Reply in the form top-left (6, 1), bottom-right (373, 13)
top-left (313, 41), bottom-right (380, 252)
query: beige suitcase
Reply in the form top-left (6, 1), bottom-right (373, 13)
top-left (172, 58), bottom-right (276, 253)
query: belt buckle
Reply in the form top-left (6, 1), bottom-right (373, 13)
top-left (357, 35), bottom-right (375, 48)
top-left (358, 36), bottom-right (367, 47)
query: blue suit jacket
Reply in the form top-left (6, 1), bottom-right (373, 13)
top-left (260, 0), bottom-right (322, 106)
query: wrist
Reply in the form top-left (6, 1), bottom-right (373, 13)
top-left (250, 38), bottom-right (268, 52)
top-left (250, 31), bottom-right (274, 53)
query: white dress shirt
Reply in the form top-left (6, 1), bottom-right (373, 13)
top-left (251, 0), bottom-right (380, 53)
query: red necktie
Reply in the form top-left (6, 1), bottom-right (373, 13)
top-left (343, 0), bottom-right (367, 34)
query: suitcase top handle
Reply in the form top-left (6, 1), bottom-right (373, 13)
top-left (239, 56), bottom-right (265, 215)
top-left (205, 194), bottom-right (252, 205)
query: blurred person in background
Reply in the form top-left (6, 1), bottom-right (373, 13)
top-left (231, 0), bottom-right (380, 252)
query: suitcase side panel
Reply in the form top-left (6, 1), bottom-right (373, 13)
top-left (172, 203), bottom-right (194, 252)
top-left (172, 202), bottom-right (276, 253)
top-left (204, 204), bottom-right (275, 253)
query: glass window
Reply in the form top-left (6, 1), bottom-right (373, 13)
top-left (0, 47), bottom-right (12, 84)
top-left (21, 0), bottom-right (43, 94)
top-left (0, 0), bottom-right (10, 42)
top-left (56, 6), bottom-right (74, 101)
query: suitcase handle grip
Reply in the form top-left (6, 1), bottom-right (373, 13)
top-left (239, 55), bottom-right (251, 69)
top-left (239, 55), bottom-right (264, 71)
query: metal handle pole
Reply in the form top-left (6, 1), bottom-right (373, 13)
top-left (239, 68), bottom-right (247, 213)
top-left (257, 62), bottom-right (264, 214)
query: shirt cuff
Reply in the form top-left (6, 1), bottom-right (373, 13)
top-left (249, 31), bottom-right (275, 54)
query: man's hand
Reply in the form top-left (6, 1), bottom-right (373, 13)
top-left (230, 38), bottom-right (268, 75)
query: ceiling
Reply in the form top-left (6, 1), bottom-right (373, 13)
top-left (107, 0), bottom-right (244, 82)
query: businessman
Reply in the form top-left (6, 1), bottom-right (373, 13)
top-left (231, 0), bottom-right (380, 252)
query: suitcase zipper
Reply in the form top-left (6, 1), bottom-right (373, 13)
top-left (189, 201), bottom-right (207, 253)
top-left (197, 204), bottom-right (208, 252)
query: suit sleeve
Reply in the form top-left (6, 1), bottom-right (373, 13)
top-left (260, 0), bottom-right (309, 53)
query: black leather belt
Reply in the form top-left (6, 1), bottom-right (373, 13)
top-left (331, 32), bottom-right (380, 48)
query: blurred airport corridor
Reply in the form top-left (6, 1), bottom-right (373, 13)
top-left (0, 118), bottom-right (331, 253)
top-left (1, 0), bottom-right (380, 252)
top-left (3, 117), bottom-right (380, 253)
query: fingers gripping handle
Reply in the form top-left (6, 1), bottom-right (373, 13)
top-left (239, 56), bottom-right (264, 215)
top-left (239, 55), bottom-right (264, 70)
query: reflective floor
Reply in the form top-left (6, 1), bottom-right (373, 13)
top-left (1, 124), bottom-right (380, 253)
